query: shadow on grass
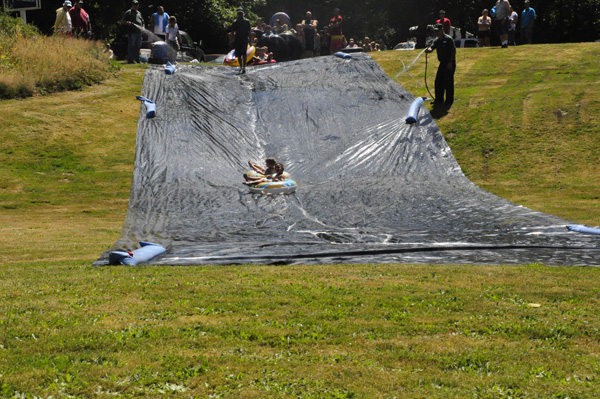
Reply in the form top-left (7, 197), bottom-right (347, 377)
top-left (430, 103), bottom-right (451, 119)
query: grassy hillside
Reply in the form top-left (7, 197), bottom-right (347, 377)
top-left (0, 14), bottom-right (115, 98)
top-left (0, 45), bottom-right (599, 398)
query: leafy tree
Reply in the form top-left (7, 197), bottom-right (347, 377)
top-left (2, 0), bottom-right (599, 51)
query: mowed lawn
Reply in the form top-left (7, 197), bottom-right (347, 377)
top-left (1, 44), bottom-right (599, 398)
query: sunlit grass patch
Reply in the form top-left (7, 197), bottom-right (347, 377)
top-left (0, 14), bottom-right (116, 99)
top-left (1, 263), bottom-right (599, 397)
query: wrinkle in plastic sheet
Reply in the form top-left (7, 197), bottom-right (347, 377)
top-left (96, 54), bottom-right (599, 266)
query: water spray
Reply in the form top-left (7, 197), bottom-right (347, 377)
top-left (394, 44), bottom-right (436, 102)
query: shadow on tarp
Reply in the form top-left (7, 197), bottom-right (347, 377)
top-left (95, 54), bottom-right (600, 266)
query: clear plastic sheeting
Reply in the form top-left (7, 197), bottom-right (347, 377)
top-left (95, 54), bottom-right (600, 266)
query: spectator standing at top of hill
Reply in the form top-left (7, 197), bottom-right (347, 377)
top-left (149, 5), bottom-right (169, 41)
top-left (329, 8), bottom-right (344, 53)
top-left (436, 10), bottom-right (451, 35)
top-left (122, 0), bottom-right (144, 64)
top-left (494, 0), bottom-right (512, 48)
top-left (425, 23), bottom-right (456, 107)
top-left (320, 25), bottom-right (331, 56)
top-left (69, 1), bottom-right (91, 38)
top-left (521, 1), bottom-right (536, 44)
top-left (253, 17), bottom-right (265, 32)
top-left (272, 18), bottom-right (284, 34)
top-left (508, 9), bottom-right (518, 45)
top-left (478, 9), bottom-right (492, 47)
top-left (165, 16), bottom-right (181, 63)
top-left (301, 11), bottom-right (318, 58)
top-left (227, 7), bottom-right (251, 74)
top-left (362, 37), bottom-right (372, 52)
top-left (54, 1), bottom-right (72, 35)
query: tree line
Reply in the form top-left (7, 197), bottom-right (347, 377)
top-left (3, 0), bottom-right (599, 52)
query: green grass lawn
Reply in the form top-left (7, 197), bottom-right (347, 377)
top-left (1, 45), bottom-right (600, 398)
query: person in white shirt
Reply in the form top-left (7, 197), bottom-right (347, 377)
top-left (508, 10), bottom-right (518, 45)
top-left (165, 16), bottom-right (182, 63)
top-left (149, 5), bottom-right (169, 40)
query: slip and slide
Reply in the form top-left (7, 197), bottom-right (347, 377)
top-left (98, 54), bottom-right (599, 266)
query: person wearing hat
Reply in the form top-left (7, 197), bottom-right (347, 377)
top-left (227, 7), bottom-right (251, 74)
top-left (425, 23), bottom-right (456, 106)
top-left (69, 0), bottom-right (92, 38)
top-left (521, 1), bottom-right (536, 44)
top-left (122, 0), bottom-right (145, 63)
top-left (53, 1), bottom-right (72, 35)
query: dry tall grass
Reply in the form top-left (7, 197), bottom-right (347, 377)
top-left (0, 23), bottom-right (115, 98)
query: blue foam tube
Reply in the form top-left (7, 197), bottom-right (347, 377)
top-left (333, 52), bottom-right (352, 59)
top-left (136, 95), bottom-right (156, 118)
top-left (405, 96), bottom-right (429, 124)
top-left (164, 61), bottom-right (176, 75)
top-left (109, 241), bottom-right (166, 265)
top-left (567, 225), bottom-right (600, 235)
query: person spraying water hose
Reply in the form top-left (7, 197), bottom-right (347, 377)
top-left (425, 23), bottom-right (456, 106)
top-left (394, 46), bottom-right (436, 103)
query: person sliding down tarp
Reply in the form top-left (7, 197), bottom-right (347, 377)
top-left (243, 162), bottom-right (296, 195)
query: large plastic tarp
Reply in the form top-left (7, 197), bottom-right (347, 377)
top-left (95, 54), bottom-right (600, 266)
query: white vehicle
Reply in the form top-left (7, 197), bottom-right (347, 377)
top-left (393, 42), bottom-right (416, 51)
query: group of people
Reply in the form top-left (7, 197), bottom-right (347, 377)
top-left (121, 1), bottom-right (182, 64)
top-left (121, 2), bottom-right (182, 64)
top-left (228, 7), bottom-right (386, 72)
top-left (345, 37), bottom-right (386, 52)
top-left (427, 2), bottom-right (536, 107)
top-left (53, 0), bottom-right (92, 38)
top-left (245, 8), bottom-right (347, 57)
top-left (243, 158), bottom-right (289, 185)
top-left (477, 0), bottom-right (536, 47)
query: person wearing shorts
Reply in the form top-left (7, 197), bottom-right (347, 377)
top-left (477, 9), bottom-right (492, 47)
top-left (494, 0), bottom-right (512, 48)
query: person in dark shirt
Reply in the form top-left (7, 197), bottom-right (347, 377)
top-left (425, 23), bottom-right (456, 106)
top-left (228, 7), bottom-right (251, 74)
top-left (301, 11), bottom-right (318, 58)
top-left (121, 0), bottom-right (144, 63)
